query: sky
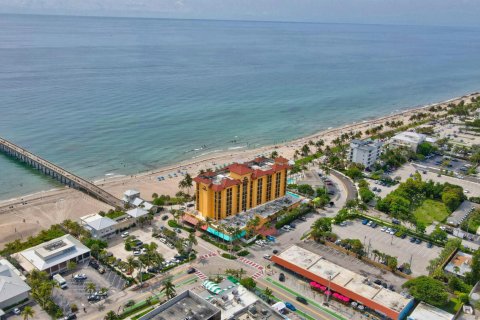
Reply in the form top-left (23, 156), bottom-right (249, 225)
top-left (0, 0), bottom-right (479, 27)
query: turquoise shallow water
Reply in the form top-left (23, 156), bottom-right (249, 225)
top-left (1, 14), bottom-right (480, 200)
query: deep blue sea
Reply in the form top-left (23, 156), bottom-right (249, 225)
top-left (1, 14), bottom-right (480, 200)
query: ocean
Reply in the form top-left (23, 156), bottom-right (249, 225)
top-left (1, 14), bottom-right (480, 200)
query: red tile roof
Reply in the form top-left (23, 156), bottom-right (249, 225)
top-left (228, 163), bottom-right (253, 175)
top-left (211, 178), bottom-right (241, 191)
top-left (274, 156), bottom-right (289, 164)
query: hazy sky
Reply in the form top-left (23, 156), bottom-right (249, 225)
top-left (0, 0), bottom-right (479, 27)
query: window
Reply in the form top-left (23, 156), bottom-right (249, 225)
top-left (275, 172), bottom-right (281, 198)
top-left (266, 175), bottom-right (272, 202)
top-left (236, 185), bottom-right (240, 213)
top-left (249, 180), bottom-right (253, 208)
top-left (196, 184), bottom-right (200, 209)
top-left (242, 178), bottom-right (248, 211)
top-left (226, 188), bottom-right (233, 216)
top-left (257, 178), bottom-right (263, 205)
top-left (214, 191), bottom-right (222, 220)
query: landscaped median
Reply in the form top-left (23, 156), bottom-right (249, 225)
top-left (265, 277), bottom-right (348, 320)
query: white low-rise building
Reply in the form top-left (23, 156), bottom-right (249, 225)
top-left (126, 207), bottom-right (149, 219)
top-left (0, 264), bottom-right (31, 311)
top-left (390, 131), bottom-right (436, 152)
top-left (80, 213), bottom-right (117, 239)
top-left (123, 189), bottom-right (140, 204)
top-left (15, 234), bottom-right (90, 275)
top-left (348, 139), bottom-right (383, 168)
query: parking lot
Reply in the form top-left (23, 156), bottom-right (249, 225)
top-left (332, 220), bottom-right (442, 276)
top-left (52, 262), bottom-right (126, 314)
top-left (108, 227), bottom-right (178, 262)
top-left (297, 242), bottom-right (407, 290)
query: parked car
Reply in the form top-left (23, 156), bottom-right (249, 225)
top-left (370, 222), bottom-right (378, 228)
top-left (410, 237), bottom-right (416, 243)
top-left (415, 239), bottom-right (422, 244)
top-left (362, 219), bottom-right (369, 225)
top-left (285, 302), bottom-right (296, 311)
top-left (73, 273), bottom-right (87, 280)
top-left (392, 218), bottom-right (400, 225)
top-left (299, 216), bottom-right (307, 221)
top-left (13, 308), bottom-right (21, 315)
top-left (263, 254), bottom-right (272, 260)
top-left (162, 215), bottom-right (169, 220)
top-left (400, 233), bottom-right (407, 239)
top-left (187, 267), bottom-right (196, 274)
top-left (427, 242), bottom-right (433, 248)
top-left (133, 250), bottom-right (141, 256)
top-left (296, 296), bottom-right (308, 305)
top-left (88, 294), bottom-right (101, 302)
top-left (279, 273), bottom-right (285, 282)
top-left (121, 231), bottom-right (129, 238)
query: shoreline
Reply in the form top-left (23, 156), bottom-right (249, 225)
top-left (0, 91), bottom-right (478, 248)
top-left (0, 91), bottom-right (479, 208)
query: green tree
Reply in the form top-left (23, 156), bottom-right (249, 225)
top-left (85, 282), bottom-right (96, 295)
top-left (297, 184), bottom-right (315, 196)
top-left (359, 187), bottom-right (375, 203)
top-left (416, 222), bottom-right (426, 234)
top-left (430, 227), bottom-right (448, 242)
top-left (402, 276), bottom-right (449, 307)
top-left (104, 310), bottom-right (120, 320)
top-left (264, 287), bottom-right (274, 303)
top-left (67, 260), bottom-right (77, 272)
top-left (161, 279), bottom-right (177, 299)
top-left (417, 142), bottom-right (436, 156)
top-left (21, 306), bottom-right (35, 320)
top-left (240, 277), bottom-right (257, 290)
top-left (271, 151), bottom-right (278, 158)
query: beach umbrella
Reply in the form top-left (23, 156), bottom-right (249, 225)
top-left (325, 290), bottom-right (332, 296)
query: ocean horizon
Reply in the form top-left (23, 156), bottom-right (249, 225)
top-left (1, 14), bottom-right (480, 200)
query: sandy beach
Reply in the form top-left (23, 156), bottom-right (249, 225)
top-left (0, 92), bottom-right (478, 248)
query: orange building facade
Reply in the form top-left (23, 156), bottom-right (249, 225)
top-left (193, 156), bottom-right (290, 220)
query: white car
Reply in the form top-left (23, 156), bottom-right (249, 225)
top-left (380, 227), bottom-right (387, 232)
top-left (263, 255), bottom-right (272, 260)
top-left (133, 250), bottom-right (141, 256)
top-left (121, 231), bottom-right (129, 238)
top-left (13, 308), bottom-right (21, 315)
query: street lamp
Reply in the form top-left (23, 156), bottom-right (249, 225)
top-left (324, 271), bottom-right (333, 306)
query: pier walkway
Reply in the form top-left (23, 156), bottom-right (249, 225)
top-left (0, 137), bottom-right (124, 208)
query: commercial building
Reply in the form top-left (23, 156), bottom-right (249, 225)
top-left (193, 156), bottom-right (290, 220)
top-left (15, 234), bottom-right (90, 275)
top-left (390, 131), bottom-right (436, 152)
top-left (348, 139), bottom-right (383, 168)
top-left (272, 245), bottom-right (414, 320)
top-left (407, 302), bottom-right (454, 320)
top-left (0, 263), bottom-right (30, 311)
top-left (80, 213), bottom-right (117, 239)
top-left (444, 251), bottom-right (472, 278)
top-left (126, 207), bottom-right (149, 219)
top-left (139, 290), bottom-right (221, 320)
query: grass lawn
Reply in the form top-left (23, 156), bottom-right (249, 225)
top-left (414, 199), bottom-right (450, 225)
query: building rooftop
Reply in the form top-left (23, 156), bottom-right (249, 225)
top-left (139, 290), bottom-right (221, 320)
top-left (350, 139), bottom-right (383, 151)
top-left (226, 300), bottom-right (285, 320)
top-left (0, 264), bottom-right (30, 304)
top-left (444, 251), bottom-right (473, 277)
top-left (193, 156), bottom-right (290, 192)
top-left (126, 207), bottom-right (149, 218)
top-left (407, 302), bottom-right (454, 320)
top-left (124, 189), bottom-right (140, 197)
top-left (392, 131), bottom-right (427, 144)
top-left (214, 193), bottom-right (302, 229)
top-left (275, 245), bottom-right (412, 313)
top-left (81, 213), bottom-right (117, 231)
top-left (16, 234), bottom-right (90, 272)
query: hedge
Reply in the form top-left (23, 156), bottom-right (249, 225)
top-left (237, 250), bottom-right (250, 256)
top-left (221, 253), bottom-right (237, 260)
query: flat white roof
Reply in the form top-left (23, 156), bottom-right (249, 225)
top-left (276, 245), bottom-right (412, 313)
top-left (407, 302), bottom-right (454, 320)
top-left (124, 189), bottom-right (140, 196)
top-left (392, 131), bottom-right (426, 144)
top-left (17, 234), bottom-right (90, 272)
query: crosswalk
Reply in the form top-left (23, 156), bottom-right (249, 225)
top-left (194, 270), bottom-right (208, 281)
top-left (238, 257), bottom-right (265, 280)
top-left (198, 251), bottom-right (217, 260)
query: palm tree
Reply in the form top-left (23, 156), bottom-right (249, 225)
top-left (85, 282), bottom-right (96, 295)
top-left (21, 306), bottom-right (35, 320)
top-left (264, 287), bottom-right (274, 303)
top-left (104, 310), bottom-right (119, 320)
top-left (126, 256), bottom-right (139, 274)
top-left (161, 280), bottom-right (176, 300)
